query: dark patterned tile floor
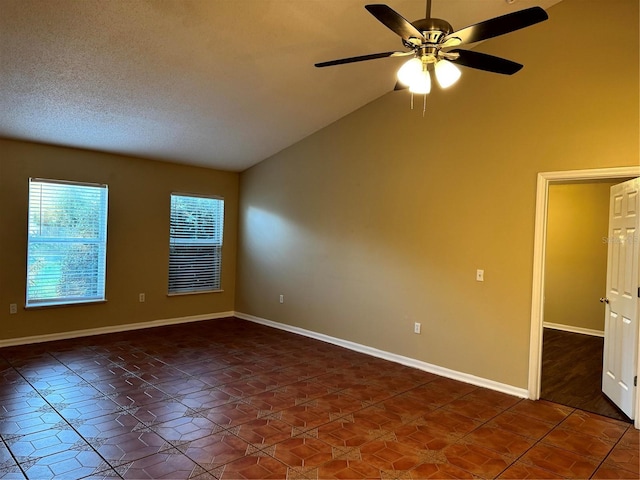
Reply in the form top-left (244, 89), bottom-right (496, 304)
top-left (0, 317), bottom-right (636, 479)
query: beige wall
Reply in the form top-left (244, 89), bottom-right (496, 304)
top-left (544, 182), bottom-right (619, 332)
top-left (0, 139), bottom-right (238, 340)
top-left (236, 0), bottom-right (640, 389)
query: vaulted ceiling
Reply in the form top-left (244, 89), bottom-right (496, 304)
top-left (0, 0), bottom-right (561, 171)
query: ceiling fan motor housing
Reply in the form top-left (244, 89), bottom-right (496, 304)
top-left (411, 18), bottom-right (453, 42)
top-left (404, 18), bottom-right (453, 59)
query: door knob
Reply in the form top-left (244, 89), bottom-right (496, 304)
top-left (599, 297), bottom-right (610, 304)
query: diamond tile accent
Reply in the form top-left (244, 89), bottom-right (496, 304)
top-left (380, 469), bottom-right (412, 479)
top-left (330, 412), bottom-right (353, 422)
top-left (14, 456), bottom-right (40, 470)
top-left (373, 429), bottom-right (398, 442)
top-left (184, 407), bottom-right (209, 418)
top-left (257, 409), bottom-right (282, 420)
top-left (248, 443), bottom-right (275, 457)
top-left (164, 439), bottom-right (194, 455)
top-left (417, 449), bottom-right (448, 464)
top-left (331, 446), bottom-right (361, 460)
top-left (84, 437), bottom-right (109, 449)
top-left (287, 466), bottom-right (319, 479)
top-left (291, 426), bottom-right (318, 438)
top-left (68, 438), bottom-right (96, 451)
top-left (132, 421), bottom-right (153, 433)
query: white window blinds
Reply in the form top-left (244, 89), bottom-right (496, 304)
top-left (26, 179), bottom-right (108, 307)
top-left (168, 194), bottom-right (224, 294)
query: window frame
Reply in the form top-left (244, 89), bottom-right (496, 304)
top-left (168, 192), bottom-right (225, 296)
top-left (25, 178), bottom-right (109, 308)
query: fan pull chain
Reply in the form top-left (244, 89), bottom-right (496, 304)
top-left (408, 92), bottom-right (428, 116)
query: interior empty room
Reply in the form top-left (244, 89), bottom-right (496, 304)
top-left (1, 0), bottom-right (639, 478)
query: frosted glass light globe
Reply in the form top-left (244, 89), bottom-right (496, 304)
top-left (409, 70), bottom-right (431, 94)
top-left (435, 60), bottom-right (461, 88)
top-left (396, 58), bottom-right (422, 86)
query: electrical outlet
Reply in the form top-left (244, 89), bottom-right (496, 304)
top-left (279, 294), bottom-right (284, 304)
top-left (9, 304), bottom-right (17, 314)
top-left (414, 322), bottom-right (421, 334)
top-left (139, 293), bottom-right (145, 303)
top-left (476, 269), bottom-right (484, 282)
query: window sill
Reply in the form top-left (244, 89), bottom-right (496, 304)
top-left (25, 300), bottom-right (108, 310)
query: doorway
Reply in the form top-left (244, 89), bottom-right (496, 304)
top-left (540, 180), bottom-right (629, 421)
top-left (528, 167), bottom-right (640, 429)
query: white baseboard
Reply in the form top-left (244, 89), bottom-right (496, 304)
top-left (543, 322), bottom-right (604, 338)
top-left (0, 311), bottom-right (235, 348)
top-left (235, 312), bottom-right (529, 399)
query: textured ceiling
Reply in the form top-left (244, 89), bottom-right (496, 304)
top-left (0, 0), bottom-right (561, 171)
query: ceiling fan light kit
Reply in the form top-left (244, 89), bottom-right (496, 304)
top-left (315, 1), bottom-right (548, 110)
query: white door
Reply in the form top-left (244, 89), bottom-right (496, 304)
top-left (602, 177), bottom-right (639, 419)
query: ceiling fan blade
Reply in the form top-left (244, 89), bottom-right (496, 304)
top-left (365, 4), bottom-right (425, 42)
top-left (443, 6), bottom-right (548, 46)
top-left (448, 49), bottom-right (523, 75)
top-left (315, 51), bottom-right (401, 68)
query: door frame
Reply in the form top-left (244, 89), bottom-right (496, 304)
top-left (528, 166), bottom-right (640, 429)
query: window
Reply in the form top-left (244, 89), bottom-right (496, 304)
top-left (26, 179), bottom-right (108, 307)
top-left (168, 193), bottom-right (224, 294)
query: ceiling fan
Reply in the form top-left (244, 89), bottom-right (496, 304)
top-left (315, 1), bottom-right (549, 95)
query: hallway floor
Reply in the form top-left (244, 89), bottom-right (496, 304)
top-left (541, 328), bottom-right (631, 423)
top-left (1, 318), bottom-right (638, 479)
